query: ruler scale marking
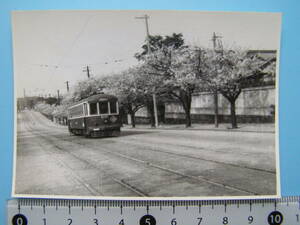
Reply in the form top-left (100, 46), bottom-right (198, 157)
top-left (8, 197), bottom-right (300, 225)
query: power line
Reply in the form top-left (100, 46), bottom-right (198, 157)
top-left (57, 15), bottom-right (95, 67)
top-left (43, 14), bottom-right (95, 91)
top-left (25, 58), bottom-right (127, 69)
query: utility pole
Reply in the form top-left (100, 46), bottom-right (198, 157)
top-left (135, 14), bottom-right (159, 128)
top-left (57, 90), bottom-right (60, 105)
top-left (213, 88), bottom-right (219, 128)
top-left (212, 32), bottom-right (223, 52)
top-left (211, 32), bottom-right (223, 128)
top-left (23, 88), bottom-right (27, 110)
top-left (135, 15), bottom-right (151, 54)
top-left (83, 65), bottom-right (91, 78)
top-left (65, 81), bottom-right (70, 92)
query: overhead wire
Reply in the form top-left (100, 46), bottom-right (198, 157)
top-left (46, 14), bottom-right (96, 95)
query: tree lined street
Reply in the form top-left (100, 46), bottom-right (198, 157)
top-left (13, 11), bottom-right (280, 198)
top-left (25, 32), bottom-right (276, 130)
top-left (15, 110), bottom-right (277, 197)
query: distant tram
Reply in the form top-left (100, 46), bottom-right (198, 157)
top-left (67, 94), bottom-right (121, 137)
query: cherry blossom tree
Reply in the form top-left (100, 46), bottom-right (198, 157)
top-left (72, 77), bottom-right (104, 101)
top-left (102, 68), bottom-right (147, 128)
top-left (144, 46), bottom-right (209, 127)
top-left (203, 49), bottom-right (276, 128)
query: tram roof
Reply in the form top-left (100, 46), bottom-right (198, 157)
top-left (71, 94), bottom-right (118, 106)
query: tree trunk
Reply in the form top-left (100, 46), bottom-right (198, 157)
top-left (229, 100), bottom-right (238, 128)
top-left (158, 103), bottom-right (165, 124)
top-left (214, 90), bottom-right (219, 128)
top-left (182, 92), bottom-right (192, 128)
top-left (185, 107), bottom-right (191, 128)
top-left (130, 112), bottom-right (136, 128)
top-left (220, 88), bottom-right (241, 129)
top-left (146, 100), bottom-right (155, 128)
top-left (150, 108), bottom-right (155, 128)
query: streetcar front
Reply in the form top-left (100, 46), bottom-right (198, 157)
top-left (86, 96), bottom-right (121, 137)
top-left (68, 94), bottom-right (121, 137)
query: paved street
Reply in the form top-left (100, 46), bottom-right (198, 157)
top-left (15, 110), bottom-right (277, 198)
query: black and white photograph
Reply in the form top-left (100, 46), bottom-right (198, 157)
top-left (12, 10), bottom-right (281, 199)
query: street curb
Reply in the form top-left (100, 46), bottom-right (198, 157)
top-left (122, 126), bottom-right (275, 134)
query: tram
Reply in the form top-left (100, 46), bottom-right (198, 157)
top-left (67, 94), bottom-right (121, 137)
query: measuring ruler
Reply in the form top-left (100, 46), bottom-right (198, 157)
top-left (7, 197), bottom-right (300, 225)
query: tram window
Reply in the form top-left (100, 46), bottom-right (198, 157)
top-left (68, 110), bottom-right (72, 118)
top-left (69, 105), bottom-right (84, 118)
top-left (90, 103), bottom-right (98, 115)
top-left (110, 101), bottom-right (117, 114)
top-left (99, 101), bottom-right (109, 114)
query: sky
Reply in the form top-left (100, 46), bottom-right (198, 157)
top-left (12, 10), bottom-right (281, 98)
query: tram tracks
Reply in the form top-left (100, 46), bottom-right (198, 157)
top-left (21, 116), bottom-right (148, 197)
top-left (114, 139), bottom-right (275, 174)
top-left (71, 140), bottom-right (258, 196)
top-left (19, 111), bottom-right (275, 197)
top-left (38, 133), bottom-right (258, 196)
top-left (28, 111), bottom-right (275, 174)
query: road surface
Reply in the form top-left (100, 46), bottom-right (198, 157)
top-left (14, 110), bottom-right (277, 198)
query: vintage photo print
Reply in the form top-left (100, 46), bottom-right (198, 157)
top-left (12, 10), bottom-right (281, 199)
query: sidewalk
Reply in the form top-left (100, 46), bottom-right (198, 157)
top-left (123, 123), bottom-right (276, 133)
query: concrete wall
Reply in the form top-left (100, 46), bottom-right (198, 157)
top-left (135, 107), bottom-right (148, 117)
top-left (132, 86), bottom-right (275, 124)
top-left (165, 86), bottom-right (275, 123)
